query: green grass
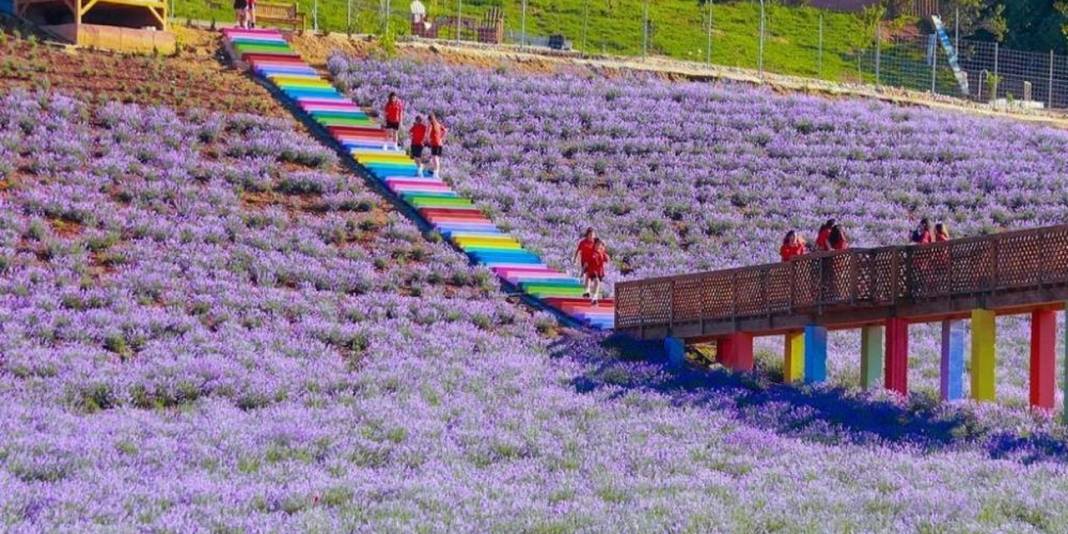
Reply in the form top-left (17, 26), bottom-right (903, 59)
top-left (175, 0), bottom-right (872, 81)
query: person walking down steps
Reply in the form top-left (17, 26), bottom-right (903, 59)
top-left (573, 227), bottom-right (597, 297)
top-left (383, 92), bottom-right (404, 148)
top-left (428, 113), bottom-right (447, 177)
top-left (409, 115), bottom-right (428, 177)
top-left (585, 239), bottom-right (611, 306)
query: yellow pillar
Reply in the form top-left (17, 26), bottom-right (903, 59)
top-left (971, 309), bottom-right (996, 402)
top-left (784, 331), bottom-right (804, 383)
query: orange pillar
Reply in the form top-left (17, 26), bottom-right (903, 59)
top-left (1030, 310), bottom-right (1056, 411)
top-left (884, 317), bottom-right (908, 395)
top-left (717, 332), bottom-right (754, 372)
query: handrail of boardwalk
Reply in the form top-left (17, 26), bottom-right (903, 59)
top-left (615, 224), bottom-right (1068, 339)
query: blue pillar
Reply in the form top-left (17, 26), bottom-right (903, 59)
top-left (803, 325), bottom-right (828, 384)
top-left (940, 320), bottom-right (965, 401)
top-left (664, 337), bottom-right (685, 369)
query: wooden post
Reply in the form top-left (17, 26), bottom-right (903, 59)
top-left (717, 332), bottom-right (753, 372)
top-left (1030, 309), bottom-right (1056, 410)
top-left (784, 331), bottom-right (804, 383)
top-left (860, 325), bottom-right (883, 389)
top-left (803, 325), bottom-right (827, 384)
top-left (940, 320), bottom-right (965, 401)
top-left (971, 309), bottom-right (996, 402)
top-left (884, 317), bottom-right (908, 395)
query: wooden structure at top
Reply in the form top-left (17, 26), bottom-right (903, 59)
top-left (617, 224), bottom-right (1068, 413)
top-left (411, 6), bottom-right (504, 45)
top-left (617, 224), bottom-right (1068, 339)
top-left (14, 0), bottom-right (174, 53)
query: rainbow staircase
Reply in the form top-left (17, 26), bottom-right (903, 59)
top-left (222, 28), bottom-right (614, 330)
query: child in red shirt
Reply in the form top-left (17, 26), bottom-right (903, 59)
top-left (573, 227), bottom-right (597, 296)
top-left (815, 219), bottom-right (835, 251)
top-left (383, 92), bottom-right (404, 148)
top-left (428, 112), bottom-right (447, 177)
top-left (409, 116), bottom-right (428, 176)
top-left (780, 230), bottom-right (807, 262)
top-left (829, 225), bottom-right (848, 251)
top-left (934, 222), bottom-right (950, 242)
top-left (585, 239), bottom-right (610, 305)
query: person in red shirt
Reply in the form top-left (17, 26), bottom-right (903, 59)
top-left (910, 218), bottom-right (932, 245)
top-left (780, 230), bottom-right (807, 262)
top-left (585, 239), bottom-right (610, 305)
top-left (383, 92), bottom-right (404, 147)
top-left (829, 225), bottom-right (848, 251)
top-left (573, 227), bottom-right (597, 295)
top-left (815, 219), bottom-right (835, 251)
top-left (409, 115), bottom-right (428, 177)
top-left (934, 222), bottom-right (950, 242)
top-left (428, 112), bottom-right (447, 177)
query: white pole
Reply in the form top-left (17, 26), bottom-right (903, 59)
top-left (875, 20), bottom-right (880, 86)
top-left (582, 0), bottom-right (589, 52)
top-left (456, 0), bottom-right (461, 43)
top-left (1050, 50), bottom-right (1055, 109)
top-left (818, 12), bottom-right (823, 76)
top-left (521, 0), bottom-right (527, 47)
top-left (313, 0), bottom-right (318, 31)
top-left (642, 0), bottom-right (649, 59)
top-left (706, 0), bottom-right (712, 65)
top-left (758, 0), bottom-right (765, 77)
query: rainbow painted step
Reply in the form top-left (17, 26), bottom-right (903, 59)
top-left (222, 27), bottom-right (614, 330)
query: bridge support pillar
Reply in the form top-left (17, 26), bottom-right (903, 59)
top-left (803, 325), bottom-right (827, 384)
top-left (971, 309), bottom-right (996, 402)
top-left (664, 337), bottom-right (686, 369)
top-left (784, 331), bottom-right (804, 383)
top-left (1029, 310), bottom-right (1056, 411)
top-left (717, 332), bottom-right (753, 372)
top-left (860, 325), bottom-right (883, 389)
top-left (884, 317), bottom-right (908, 395)
top-left (940, 320), bottom-right (965, 401)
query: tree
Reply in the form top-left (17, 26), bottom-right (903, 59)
top-left (940, 0), bottom-right (1006, 42)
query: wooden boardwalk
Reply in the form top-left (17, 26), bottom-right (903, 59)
top-left (616, 224), bottom-right (1068, 412)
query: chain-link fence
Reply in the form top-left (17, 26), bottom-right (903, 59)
top-left (172, 0), bottom-right (1068, 111)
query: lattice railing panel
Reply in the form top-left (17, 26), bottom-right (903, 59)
top-left (615, 225), bottom-right (1068, 335)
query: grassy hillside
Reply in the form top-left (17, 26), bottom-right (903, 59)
top-left (174, 0), bottom-right (871, 81)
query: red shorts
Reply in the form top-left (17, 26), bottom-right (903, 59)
top-left (584, 268), bottom-right (605, 281)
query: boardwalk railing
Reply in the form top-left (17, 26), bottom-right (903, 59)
top-left (616, 224), bottom-right (1068, 339)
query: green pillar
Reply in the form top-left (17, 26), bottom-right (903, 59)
top-left (861, 325), bottom-right (884, 389)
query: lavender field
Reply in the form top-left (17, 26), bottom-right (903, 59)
top-left (2, 69), bottom-right (1068, 530)
top-left (331, 56), bottom-right (1068, 408)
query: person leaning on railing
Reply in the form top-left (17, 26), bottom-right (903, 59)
top-left (828, 225), bottom-right (848, 250)
top-left (780, 230), bottom-right (807, 262)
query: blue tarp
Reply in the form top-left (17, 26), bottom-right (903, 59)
top-left (0, 0), bottom-right (13, 15)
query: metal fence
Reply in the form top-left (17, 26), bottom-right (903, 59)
top-left (171, 0), bottom-right (1068, 111)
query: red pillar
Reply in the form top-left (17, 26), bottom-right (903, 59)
top-left (1030, 309), bottom-right (1056, 411)
top-left (884, 317), bottom-right (909, 395)
top-left (717, 332), bottom-right (754, 372)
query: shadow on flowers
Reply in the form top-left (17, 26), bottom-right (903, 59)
top-left (551, 333), bottom-right (1068, 464)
